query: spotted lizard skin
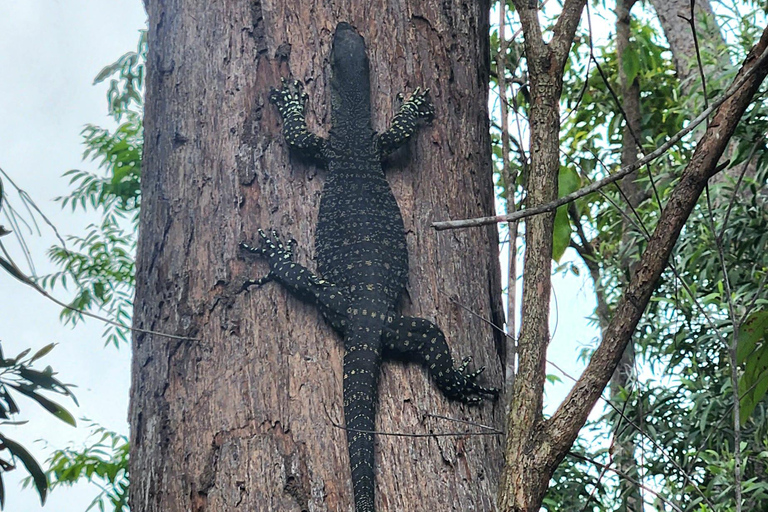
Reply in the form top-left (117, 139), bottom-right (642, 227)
top-left (242, 22), bottom-right (498, 512)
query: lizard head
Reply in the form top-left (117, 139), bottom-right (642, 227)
top-left (330, 22), bottom-right (371, 115)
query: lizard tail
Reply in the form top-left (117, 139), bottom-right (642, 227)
top-left (342, 323), bottom-right (383, 512)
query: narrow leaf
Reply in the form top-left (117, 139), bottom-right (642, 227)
top-left (9, 385), bottom-right (76, 426)
top-left (0, 434), bottom-right (47, 504)
top-left (29, 343), bottom-right (56, 363)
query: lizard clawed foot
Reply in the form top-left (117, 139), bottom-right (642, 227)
top-left (450, 356), bottom-right (500, 404)
top-left (240, 228), bottom-right (295, 291)
top-left (399, 87), bottom-right (435, 124)
top-left (269, 78), bottom-right (308, 116)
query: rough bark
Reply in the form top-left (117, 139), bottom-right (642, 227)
top-left (498, 1), bottom-right (588, 511)
top-left (130, 1), bottom-right (504, 512)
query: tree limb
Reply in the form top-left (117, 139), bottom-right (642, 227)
top-left (542, 24), bottom-right (768, 464)
top-left (432, 44), bottom-right (768, 232)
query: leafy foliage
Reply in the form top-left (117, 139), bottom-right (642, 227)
top-left (0, 342), bottom-right (77, 508)
top-left (493, 0), bottom-right (768, 509)
top-left (40, 31), bottom-right (145, 348)
top-left (27, 29), bottom-right (145, 510)
top-left (738, 310), bottom-right (768, 423)
top-left (44, 424), bottom-right (129, 512)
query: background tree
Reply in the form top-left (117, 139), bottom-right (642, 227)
top-left (485, 1), bottom-right (768, 510)
top-left (130, 1), bottom-right (504, 511)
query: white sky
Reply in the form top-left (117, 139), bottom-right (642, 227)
top-left (0, 1), bottom-right (146, 510)
top-left (0, 2), bottom-right (599, 511)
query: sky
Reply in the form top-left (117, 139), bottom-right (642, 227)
top-left (0, 2), bottom-right (600, 511)
top-left (0, 1), bottom-right (146, 510)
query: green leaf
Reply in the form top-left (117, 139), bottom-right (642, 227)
top-left (0, 434), bottom-right (47, 504)
top-left (17, 367), bottom-right (67, 393)
top-left (622, 44), bottom-right (640, 84)
top-left (737, 310), bottom-right (768, 363)
top-left (9, 385), bottom-right (76, 426)
top-left (552, 207), bottom-right (571, 262)
top-left (29, 343), bottom-right (56, 363)
top-left (552, 166), bottom-right (581, 262)
top-left (739, 311), bottom-right (768, 424)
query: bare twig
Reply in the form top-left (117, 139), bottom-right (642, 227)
top-left (496, 0), bottom-right (518, 393)
top-left (323, 405), bottom-right (503, 438)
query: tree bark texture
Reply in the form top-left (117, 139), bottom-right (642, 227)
top-left (130, 1), bottom-right (504, 512)
top-left (498, 2), bottom-right (587, 511)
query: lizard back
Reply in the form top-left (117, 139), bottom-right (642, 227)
top-left (315, 22), bottom-right (408, 308)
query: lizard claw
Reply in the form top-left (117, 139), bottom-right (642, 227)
top-left (450, 356), bottom-right (500, 403)
top-left (400, 87), bottom-right (435, 123)
top-left (269, 79), bottom-right (307, 116)
top-left (241, 228), bottom-right (297, 290)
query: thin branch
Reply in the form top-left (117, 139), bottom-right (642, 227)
top-left (681, 0), bottom-right (710, 110)
top-left (422, 413), bottom-right (501, 432)
top-left (0, 165), bottom-right (70, 251)
top-left (497, 0), bottom-right (518, 393)
top-left (0, 246), bottom-right (197, 342)
top-left (550, 0), bottom-right (590, 68)
top-left (323, 405), bottom-right (503, 438)
top-left (719, 138), bottom-right (763, 241)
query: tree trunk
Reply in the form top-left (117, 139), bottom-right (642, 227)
top-left (647, 0), bottom-right (729, 89)
top-left (609, 2), bottom-right (643, 510)
top-left (130, 1), bottom-right (504, 512)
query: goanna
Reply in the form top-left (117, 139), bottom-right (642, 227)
top-left (242, 22), bottom-right (497, 512)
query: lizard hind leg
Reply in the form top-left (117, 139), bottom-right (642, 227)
top-left (382, 316), bottom-right (499, 404)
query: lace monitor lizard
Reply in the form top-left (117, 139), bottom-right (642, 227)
top-left (242, 22), bottom-right (498, 512)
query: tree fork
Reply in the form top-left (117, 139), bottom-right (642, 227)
top-left (498, 1), bottom-right (768, 506)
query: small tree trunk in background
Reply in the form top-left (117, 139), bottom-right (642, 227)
top-left (647, 0), bottom-right (763, 195)
top-left (648, 0), bottom-right (729, 87)
top-left (610, 1), bottom-right (643, 510)
top-left (130, 1), bottom-right (504, 511)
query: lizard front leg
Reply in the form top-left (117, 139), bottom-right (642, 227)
top-left (241, 229), bottom-right (348, 330)
top-left (376, 87), bottom-right (435, 159)
top-left (382, 316), bottom-right (499, 404)
top-left (270, 79), bottom-right (328, 163)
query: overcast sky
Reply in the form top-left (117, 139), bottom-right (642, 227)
top-left (0, 1), bottom-right (146, 510)
top-left (0, 2), bottom-right (598, 511)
